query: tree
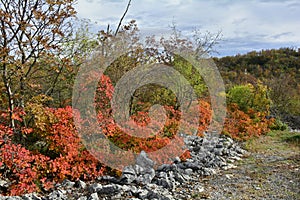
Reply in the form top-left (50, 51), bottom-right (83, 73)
top-left (0, 0), bottom-right (76, 134)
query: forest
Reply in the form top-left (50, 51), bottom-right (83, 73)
top-left (0, 0), bottom-right (299, 196)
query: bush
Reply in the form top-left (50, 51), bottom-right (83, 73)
top-left (227, 83), bottom-right (271, 113)
top-left (269, 118), bottom-right (288, 131)
top-left (0, 106), bottom-right (105, 196)
top-left (223, 104), bottom-right (274, 140)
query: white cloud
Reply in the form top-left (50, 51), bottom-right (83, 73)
top-left (74, 0), bottom-right (300, 56)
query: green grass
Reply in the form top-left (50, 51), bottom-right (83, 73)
top-left (281, 133), bottom-right (300, 146)
top-left (267, 130), bottom-right (300, 146)
top-left (244, 130), bottom-right (300, 156)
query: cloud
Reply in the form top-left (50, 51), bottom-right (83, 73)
top-left (74, 0), bottom-right (300, 56)
top-left (272, 32), bottom-right (292, 39)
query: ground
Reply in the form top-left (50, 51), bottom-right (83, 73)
top-left (195, 130), bottom-right (300, 200)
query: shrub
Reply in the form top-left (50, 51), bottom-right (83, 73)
top-left (270, 118), bottom-right (288, 131)
top-left (227, 83), bottom-right (271, 113)
top-left (223, 103), bottom-right (274, 140)
top-left (0, 106), bottom-right (105, 196)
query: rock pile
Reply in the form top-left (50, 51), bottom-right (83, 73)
top-left (0, 133), bottom-right (247, 200)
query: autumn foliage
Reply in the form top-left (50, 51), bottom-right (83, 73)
top-left (0, 71), bottom-right (276, 195)
top-left (223, 104), bottom-right (273, 140)
top-left (0, 1), bottom-right (277, 195)
top-left (0, 106), bottom-right (105, 195)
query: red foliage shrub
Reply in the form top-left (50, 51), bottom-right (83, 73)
top-left (223, 103), bottom-right (274, 140)
top-left (0, 106), bottom-right (105, 195)
top-left (44, 106), bottom-right (105, 181)
top-left (180, 150), bottom-right (191, 162)
top-left (0, 124), bottom-right (51, 195)
top-left (0, 73), bottom-right (274, 195)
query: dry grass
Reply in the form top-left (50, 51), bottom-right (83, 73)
top-left (198, 130), bottom-right (300, 200)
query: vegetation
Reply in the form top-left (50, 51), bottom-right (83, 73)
top-left (0, 0), bottom-right (298, 196)
top-left (214, 48), bottom-right (300, 127)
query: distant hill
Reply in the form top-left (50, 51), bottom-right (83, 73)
top-left (213, 47), bottom-right (300, 129)
top-left (213, 47), bottom-right (300, 86)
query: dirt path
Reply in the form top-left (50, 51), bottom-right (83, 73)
top-left (194, 131), bottom-right (300, 200)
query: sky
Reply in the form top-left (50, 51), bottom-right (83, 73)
top-left (74, 0), bottom-right (300, 57)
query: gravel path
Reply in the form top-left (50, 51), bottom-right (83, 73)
top-left (194, 132), bottom-right (300, 200)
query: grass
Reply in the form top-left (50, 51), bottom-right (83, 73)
top-left (244, 130), bottom-right (300, 154)
top-left (199, 129), bottom-right (300, 199)
top-left (267, 130), bottom-right (300, 141)
top-left (280, 132), bottom-right (300, 146)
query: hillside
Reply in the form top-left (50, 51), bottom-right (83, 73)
top-left (214, 48), bottom-right (300, 129)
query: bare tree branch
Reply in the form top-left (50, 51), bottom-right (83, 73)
top-left (115, 0), bottom-right (132, 36)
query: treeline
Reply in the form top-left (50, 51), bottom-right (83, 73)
top-left (214, 48), bottom-right (300, 128)
top-left (215, 47), bottom-right (300, 82)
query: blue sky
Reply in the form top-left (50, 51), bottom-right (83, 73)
top-left (74, 0), bottom-right (300, 57)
